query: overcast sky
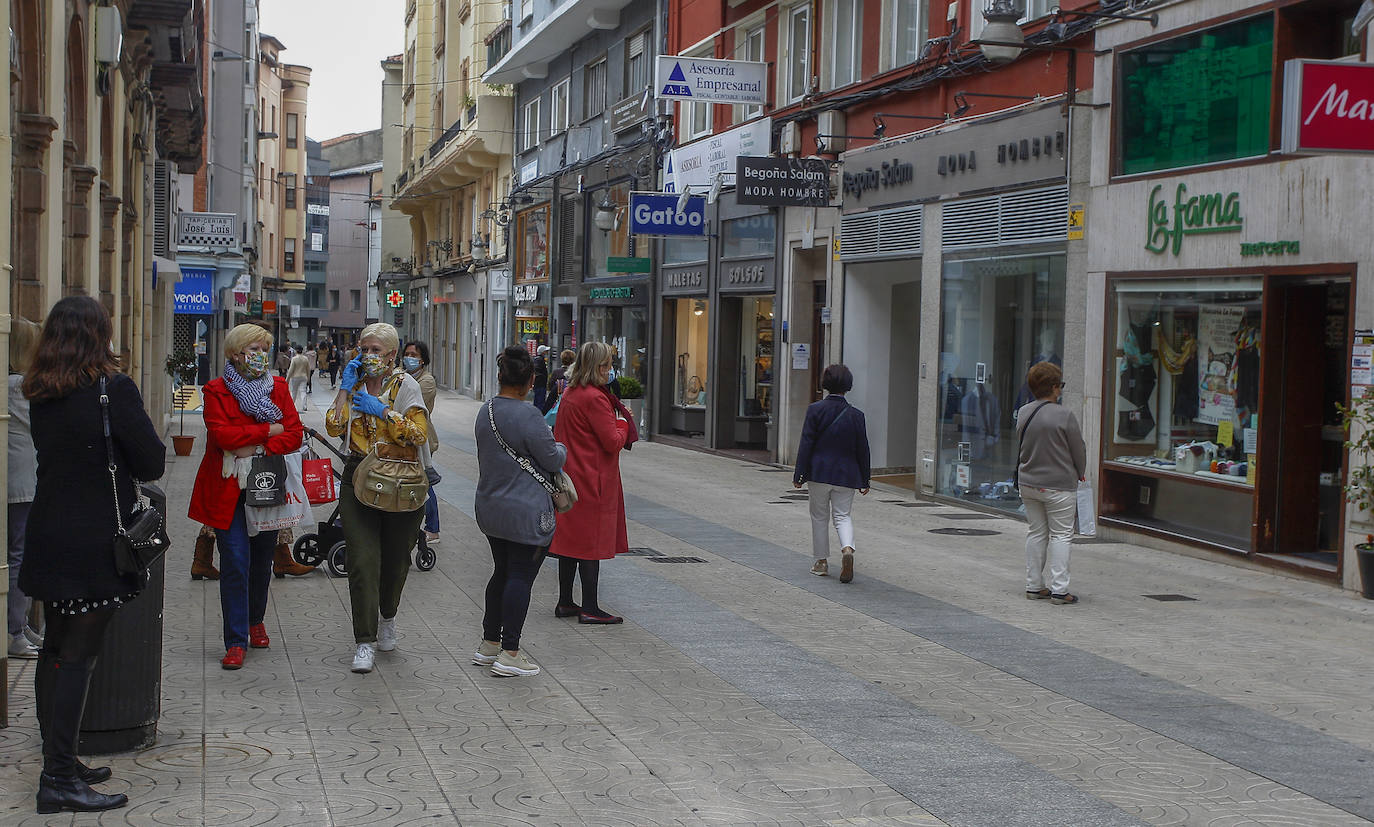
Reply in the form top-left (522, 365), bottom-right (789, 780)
top-left (258, 0), bottom-right (406, 143)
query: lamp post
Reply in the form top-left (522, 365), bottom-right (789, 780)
top-left (979, 0), bottom-right (1027, 64)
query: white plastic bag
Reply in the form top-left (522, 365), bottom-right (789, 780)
top-left (246, 450), bottom-right (309, 535)
top-left (1075, 480), bottom-right (1097, 537)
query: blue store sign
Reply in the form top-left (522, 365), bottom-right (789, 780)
top-left (629, 191), bottom-right (706, 236)
top-left (174, 267), bottom-right (215, 314)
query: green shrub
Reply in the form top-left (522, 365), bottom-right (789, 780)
top-left (617, 375), bottom-right (644, 399)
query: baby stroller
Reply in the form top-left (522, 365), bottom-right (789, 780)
top-left (291, 428), bottom-right (436, 577)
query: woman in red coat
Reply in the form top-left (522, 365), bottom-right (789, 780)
top-left (188, 324), bottom-right (303, 670)
top-left (550, 341), bottom-right (635, 624)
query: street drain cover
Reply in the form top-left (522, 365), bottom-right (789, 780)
top-left (929, 528), bottom-right (1000, 536)
top-left (893, 502), bottom-right (938, 508)
top-left (757, 468), bottom-right (790, 472)
top-left (1143, 594), bottom-right (1197, 601)
top-left (935, 513), bottom-right (1004, 521)
top-left (646, 556), bottom-right (708, 563)
top-left (623, 547), bottom-right (664, 557)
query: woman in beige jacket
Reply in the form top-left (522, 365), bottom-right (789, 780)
top-left (403, 341), bottom-right (441, 544)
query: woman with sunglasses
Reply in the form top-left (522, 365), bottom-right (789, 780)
top-left (1015, 362), bottom-right (1086, 605)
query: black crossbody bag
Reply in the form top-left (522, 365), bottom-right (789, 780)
top-left (101, 377), bottom-right (171, 576)
top-left (1012, 401), bottom-right (1050, 490)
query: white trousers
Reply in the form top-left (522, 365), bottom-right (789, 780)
top-left (1021, 486), bottom-right (1076, 594)
top-left (808, 482), bottom-right (855, 560)
top-left (289, 377), bottom-right (309, 411)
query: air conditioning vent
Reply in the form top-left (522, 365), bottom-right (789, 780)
top-left (840, 204), bottom-right (922, 261)
top-left (942, 184), bottom-right (1067, 251)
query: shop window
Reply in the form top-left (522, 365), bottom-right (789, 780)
top-left (1117, 14), bottom-right (1274, 175)
top-left (722, 214), bottom-right (776, 258)
top-left (515, 205), bottom-right (549, 282)
top-left (589, 182), bottom-right (632, 277)
top-left (739, 298), bottom-right (774, 418)
top-left (663, 235), bottom-right (709, 264)
top-left (673, 299), bottom-right (710, 408)
top-left (935, 254), bottom-right (1066, 510)
top-left (583, 306), bottom-right (648, 386)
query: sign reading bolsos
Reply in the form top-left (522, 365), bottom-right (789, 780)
top-left (629, 191), bottom-right (706, 237)
top-left (655, 56), bottom-right (767, 106)
top-left (736, 157), bottom-right (831, 207)
top-left (173, 267), bottom-right (215, 314)
top-left (1281, 59), bottom-right (1374, 154)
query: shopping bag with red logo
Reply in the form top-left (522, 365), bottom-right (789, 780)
top-left (301, 446), bottom-right (337, 505)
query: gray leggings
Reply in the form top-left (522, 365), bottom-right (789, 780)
top-left (7, 502), bottom-right (32, 637)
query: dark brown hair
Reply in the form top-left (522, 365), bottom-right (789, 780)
top-left (1026, 361), bottom-right (1064, 400)
top-left (821, 364), bottom-right (853, 394)
top-left (23, 296), bottom-right (120, 401)
top-left (497, 345), bottom-right (534, 387)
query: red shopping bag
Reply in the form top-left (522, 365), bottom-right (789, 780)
top-left (302, 452), bottom-right (337, 505)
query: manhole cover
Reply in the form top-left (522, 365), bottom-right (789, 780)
top-left (645, 556), bottom-right (708, 563)
top-left (928, 528), bottom-right (1001, 536)
top-left (623, 547), bottom-right (664, 557)
top-left (767, 500), bottom-right (794, 504)
top-left (1072, 538), bottom-right (1114, 545)
top-left (780, 493), bottom-right (808, 499)
top-left (935, 512), bottom-right (1005, 521)
top-left (756, 468), bottom-right (790, 472)
top-left (893, 502), bottom-right (938, 508)
top-left (1143, 594), bottom-right (1197, 601)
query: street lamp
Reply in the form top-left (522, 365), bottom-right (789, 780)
top-left (979, 0), bottom-right (1027, 64)
top-left (593, 190), bottom-right (620, 232)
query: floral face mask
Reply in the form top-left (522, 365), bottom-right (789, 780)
top-left (241, 350), bottom-right (270, 378)
top-left (360, 352), bottom-right (387, 377)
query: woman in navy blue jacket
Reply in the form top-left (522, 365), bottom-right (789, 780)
top-left (793, 364), bottom-right (871, 583)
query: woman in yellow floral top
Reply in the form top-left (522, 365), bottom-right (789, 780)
top-left (325, 322), bottom-right (432, 674)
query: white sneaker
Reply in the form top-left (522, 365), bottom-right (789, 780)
top-left (490, 649), bottom-right (540, 677)
top-left (472, 640), bottom-right (500, 666)
top-left (377, 617), bottom-right (397, 652)
top-left (424, 531), bottom-right (441, 545)
top-left (351, 643), bottom-right (376, 673)
top-left (23, 625), bottom-right (43, 647)
top-left (8, 633), bottom-right (39, 659)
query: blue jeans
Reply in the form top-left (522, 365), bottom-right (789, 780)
top-left (423, 485), bottom-right (439, 534)
top-left (215, 496), bottom-right (278, 650)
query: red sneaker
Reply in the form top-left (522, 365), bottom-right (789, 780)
top-left (221, 646), bottom-right (245, 670)
top-left (249, 623), bottom-right (270, 649)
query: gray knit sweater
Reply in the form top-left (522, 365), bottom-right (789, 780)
top-left (1015, 400), bottom-right (1087, 491)
top-left (474, 397), bottom-right (567, 546)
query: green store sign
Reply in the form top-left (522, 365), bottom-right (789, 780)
top-left (1145, 183), bottom-right (1244, 256)
top-left (605, 256), bottom-right (651, 274)
top-left (589, 287), bottom-right (636, 300)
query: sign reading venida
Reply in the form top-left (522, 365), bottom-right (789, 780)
top-left (1282, 59), bottom-right (1374, 154)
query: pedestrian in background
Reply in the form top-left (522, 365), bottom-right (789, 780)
top-left (403, 341), bottom-right (441, 545)
top-left (532, 345), bottom-right (550, 411)
top-left (548, 341), bottom-right (634, 624)
top-left (542, 348), bottom-right (573, 415)
top-left (474, 346), bottom-right (567, 677)
top-left (274, 346), bottom-right (291, 377)
top-left (304, 346), bottom-right (316, 394)
top-left (327, 343), bottom-right (342, 389)
top-left (188, 324), bottom-right (304, 670)
top-left (7, 318), bottom-right (41, 660)
top-left (1015, 361), bottom-right (1086, 605)
top-left (326, 323), bottom-right (431, 674)
top-left (287, 350), bottom-right (311, 411)
top-left (22, 296), bottom-right (166, 815)
top-left (316, 340), bottom-right (330, 379)
top-left (794, 364), bottom-right (871, 584)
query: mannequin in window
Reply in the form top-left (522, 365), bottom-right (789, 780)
top-left (1016, 329), bottom-right (1063, 409)
top-left (961, 379), bottom-right (1001, 461)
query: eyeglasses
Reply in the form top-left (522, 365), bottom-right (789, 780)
top-left (1057, 382), bottom-right (1068, 390)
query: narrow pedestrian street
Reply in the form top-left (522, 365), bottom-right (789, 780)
top-left (4, 381), bottom-right (1373, 826)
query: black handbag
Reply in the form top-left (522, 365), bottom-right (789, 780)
top-left (100, 377), bottom-right (170, 577)
top-left (246, 453), bottom-right (287, 506)
top-left (1117, 403), bottom-right (1156, 441)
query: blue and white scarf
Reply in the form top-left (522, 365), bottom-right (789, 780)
top-left (223, 359), bottom-right (282, 423)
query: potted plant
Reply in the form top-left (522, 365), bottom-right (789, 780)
top-left (1338, 387), bottom-right (1374, 598)
top-left (617, 375), bottom-right (646, 432)
top-left (165, 347), bottom-right (199, 456)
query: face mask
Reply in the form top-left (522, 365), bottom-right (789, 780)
top-left (360, 353), bottom-right (387, 377)
top-left (402, 356), bottom-right (421, 373)
top-left (242, 351), bottom-right (270, 378)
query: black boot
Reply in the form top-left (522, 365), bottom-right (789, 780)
top-left (34, 653), bottom-right (112, 785)
top-left (35, 657), bottom-right (127, 814)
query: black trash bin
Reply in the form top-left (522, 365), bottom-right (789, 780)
top-left (1359, 544), bottom-right (1374, 600)
top-left (79, 554), bottom-right (164, 754)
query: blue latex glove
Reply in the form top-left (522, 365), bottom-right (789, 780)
top-left (339, 357), bottom-right (362, 390)
top-left (351, 391), bottom-right (389, 418)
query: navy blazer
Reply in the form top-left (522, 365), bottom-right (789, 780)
top-left (793, 395), bottom-right (871, 489)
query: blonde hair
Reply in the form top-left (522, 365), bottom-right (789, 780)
top-left (569, 341), bottom-right (613, 388)
top-left (358, 322), bottom-right (400, 363)
top-left (223, 323), bottom-right (273, 360)
top-left (8, 318), bottom-right (41, 374)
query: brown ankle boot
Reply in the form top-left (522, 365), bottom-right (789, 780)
top-left (273, 542), bottom-right (315, 577)
top-left (192, 529), bottom-right (220, 581)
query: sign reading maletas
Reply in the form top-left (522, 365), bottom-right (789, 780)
top-left (1281, 59), bottom-right (1374, 154)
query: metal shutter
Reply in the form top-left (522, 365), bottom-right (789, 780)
top-left (942, 184), bottom-right (1068, 251)
top-left (839, 204), bottom-right (922, 262)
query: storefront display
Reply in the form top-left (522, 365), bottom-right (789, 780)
top-left (935, 254), bottom-right (1066, 509)
top-left (672, 299), bottom-right (709, 411)
top-left (583, 305), bottom-right (648, 386)
top-left (738, 298), bottom-right (774, 418)
top-left (515, 205), bottom-right (549, 282)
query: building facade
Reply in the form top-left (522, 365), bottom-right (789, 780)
top-left (321, 131), bottom-right (384, 342)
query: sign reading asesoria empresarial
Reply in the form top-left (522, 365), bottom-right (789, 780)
top-left (656, 56), bottom-right (767, 106)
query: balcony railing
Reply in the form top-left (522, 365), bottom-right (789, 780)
top-left (486, 22), bottom-right (512, 70)
top-left (428, 118), bottom-right (464, 160)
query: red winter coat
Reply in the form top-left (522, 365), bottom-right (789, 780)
top-left (188, 376), bottom-right (303, 530)
top-left (549, 384), bottom-right (629, 561)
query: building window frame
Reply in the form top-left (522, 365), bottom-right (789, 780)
top-left (681, 47), bottom-right (714, 141)
top-left (284, 173), bottom-right (297, 208)
top-left (626, 28), bottom-right (651, 94)
top-left (830, 0), bottom-right (862, 89)
top-left (550, 77), bottom-right (571, 136)
top-left (522, 96), bottom-right (541, 150)
top-left (283, 237), bottom-right (296, 273)
top-left (584, 57), bottom-right (607, 121)
top-left (890, 0), bottom-right (928, 71)
top-left (786, 4), bottom-right (812, 104)
top-left (735, 25), bottom-right (765, 122)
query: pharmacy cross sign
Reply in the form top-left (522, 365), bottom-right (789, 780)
top-left (386, 290), bottom-right (405, 308)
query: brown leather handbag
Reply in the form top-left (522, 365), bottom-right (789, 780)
top-left (352, 440), bottom-right (429, 512)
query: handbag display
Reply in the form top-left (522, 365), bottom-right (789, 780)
top-left (1117, 403), bottom-right (1156, 441)
top-left (246, 453), bottom-right (287, 506)
top-left (100, 377), bottom-right (170, 577)
top-left (488, 400), bottom-right (578, 513)
top-left (352, 441), bottom-right (430, 512)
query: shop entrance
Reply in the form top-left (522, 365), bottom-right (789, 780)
top-left (714, 295), bottom-right (774, 451)
top-left (1256, 278), bottom-right (1351, 570)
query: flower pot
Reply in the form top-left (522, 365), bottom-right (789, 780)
top-left (172, 435), bottom-right (196, 457)
top-left (1358, 543), bottom-right (1374, 600)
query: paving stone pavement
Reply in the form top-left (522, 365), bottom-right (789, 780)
top-left (3, 382), bottom-right (1373, 826)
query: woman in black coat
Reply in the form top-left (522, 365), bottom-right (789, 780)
top-left (19, 296), bottom-right (166, 815)
top-left (793, 364), bottom-right (871, 584)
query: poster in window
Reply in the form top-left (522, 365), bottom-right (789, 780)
top-left (1197, 305), bottom-right (1244, 425)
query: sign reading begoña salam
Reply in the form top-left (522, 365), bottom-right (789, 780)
top-left (736, 157), bottom-right (831, 207)
top-left (1281, 59), bottom-right (1374, 154)
top-left (656, 56), bottom-right (767, 106)
top-left (629, 191), bottom-right (707, 236)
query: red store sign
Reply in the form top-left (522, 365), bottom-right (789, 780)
top-left (1281, 59), bottom-right (1374, 154)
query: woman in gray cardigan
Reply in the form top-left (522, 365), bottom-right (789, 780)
top-left (473, 346), bottom-right (567, 677)
top-left (1015, 361), bottom-right (1087, 605)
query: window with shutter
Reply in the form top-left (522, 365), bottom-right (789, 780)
top-left (559, 194), bottom-right (583, 284)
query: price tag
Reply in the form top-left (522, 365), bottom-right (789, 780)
top-left (1246, 454), bottom-right (1256, 485)
top-left (1242, 428), bottom-right (1257, 454)
top-left (1217, 421), bottom-right (1234, 448)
